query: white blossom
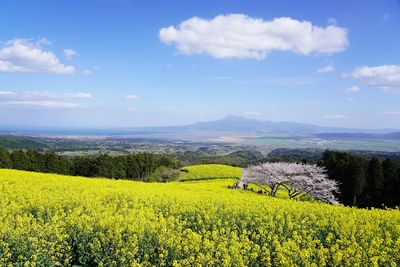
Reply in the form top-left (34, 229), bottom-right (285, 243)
top-left (241, 162), bottom-right (340, 204)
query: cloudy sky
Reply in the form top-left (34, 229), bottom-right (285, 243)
top-left (0, 0), bottom-right (400, 128)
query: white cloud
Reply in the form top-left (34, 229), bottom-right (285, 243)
top-left (81, 69), bottom-right (92, 75)
top-left (63, 49), bottom-right (77, 59)
top-left (343, 85), bottom-right (360, 93)
top-left (0, 100), bottom-right (82, 109)
top-left (159, 14), bottom-right (348, 60)
top-left (317, 65), bottom-right (335, 73)
top-left (234, 76), bottom-right (313, 85)
top-left (0, 91), bottom-right (17, 96)
top-left (0, 90), bottom-right (91, 109)
top-left (383, 110), bottom-right (400, 115)
top-left (0, 39), bottom-right (75, 74)
top-left (125, 94), bottom-right (139, 100)
top-left (323, 114), bottom-right (348, 119)
top-left (0, 90), bottom-right (92, 100)
top-left (243, 111), bottom-right (263, 116)
top-left (64, 92), bottom-right (92, 99)
top-left (344, 65), bottom-right (400, 93)
top-left (327, 17), bottom-right (338, 25)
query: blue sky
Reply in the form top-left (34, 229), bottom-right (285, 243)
top-left (0, 0), bottom-right (399, 129)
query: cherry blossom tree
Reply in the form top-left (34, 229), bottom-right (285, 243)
top-left (241, 162), bottom-right (340, 204)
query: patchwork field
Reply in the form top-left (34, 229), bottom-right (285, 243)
top-left (0, 169), bottom-right (399, 266)
top-left (252, 136), bottom-right (400, 152)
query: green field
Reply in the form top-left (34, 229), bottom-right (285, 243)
top-left (180, 164), bottom-right (242, 181)
top-left (253, 136), bottom-right (400, 152)
top-left (0, 169), bottom-right (399, 266)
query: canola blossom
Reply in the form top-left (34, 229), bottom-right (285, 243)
top-left (180, 164), bottom-right (242, 181)
top-left (0, 169), bottom-right (399, 266)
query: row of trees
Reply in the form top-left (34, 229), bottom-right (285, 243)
top-left (0, 147), bottom-right (180, 181)
top-left (241, 162), bottom-right (339, 204)
top-left (321, 150), bottom-right (400, 208)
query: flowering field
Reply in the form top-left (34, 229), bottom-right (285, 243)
top-left (180, 164), bottom-right (242, 181)
top-left (0, 169), bottom-right (399, 266)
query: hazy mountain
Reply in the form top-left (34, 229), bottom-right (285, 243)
top-left (2, 115), bottom-right (398, 137)
top-left (185, 115), bottom-right (397, 135)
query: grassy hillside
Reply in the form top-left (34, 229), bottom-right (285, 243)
top-left (180, 164), bottom-right (242, 181)
top-left (0, 169), bottom-right (399, 266)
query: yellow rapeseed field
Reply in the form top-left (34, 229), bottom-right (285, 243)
top-left (0, 169), bottom-right (399, 266)
top-left (180, 164), bottom-right (242, 181)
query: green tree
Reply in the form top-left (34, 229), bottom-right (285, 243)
top-left (10, 150), bottom-right (29, 170)
top-left (73, 157), bottom-right (98, 177)
top-left (322, 150), bottom-right (351, 205)
top-left (113, 156), bottom-right (127, 179)
top-left (126, 154), bottom-right (140, 180)
top-left (347, 156), bottom-right (367, 206)
top-left (366, 157), bottom-right (384, 207)
top-left (97, 153), bottom-right (114, 178)
top-left (0, 147), bottom-right (11, 168)
top-left (382, 159), bottom-right (400, 206)
top-left (26, 149), bottom-right (45, 172)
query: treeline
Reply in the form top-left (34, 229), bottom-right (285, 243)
top-left (2, 145), bottom-right (400, 208)
top-left (0, 147), bottom-right (180, 182)
top-left (322, 150), bottom-right (400, 208)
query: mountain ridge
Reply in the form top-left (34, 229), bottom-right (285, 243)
top-left (185, 115), bottom-right (398, 135)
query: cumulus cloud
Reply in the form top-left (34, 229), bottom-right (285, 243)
top-left (344, 65), bottom-right (400, 93)
top-left (317, 65), bottom-right (335, 73)
top-left (125, 94), bottom-right (139, 100)
top-left (63, 49), bottom-right (77, 59)
top-left (159, 14), bottom-right (348, 60)
top-left (323, 114), bottom-right (348, 119)
top-left (0, 90), bottom-right (91, 109)
top-left (343, 85), bottom-right (360, 93)
top-left (0, 39), bottom-right (75, 74)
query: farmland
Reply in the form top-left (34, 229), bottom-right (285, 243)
top-left (0, 169), bottom-right (399, 266)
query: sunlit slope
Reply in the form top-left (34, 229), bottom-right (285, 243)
top-left (180, 164), bottom-right (242, 180)
top-left (0, 169), bottom-right (399, 266)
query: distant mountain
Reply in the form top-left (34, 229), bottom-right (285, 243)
top-left (184, 115), bottom-right (397, 135)
top-left (1, 115), bottom-right (398, 138)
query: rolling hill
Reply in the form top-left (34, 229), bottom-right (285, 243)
top-left (0, 169), bottom-right (399, 266)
